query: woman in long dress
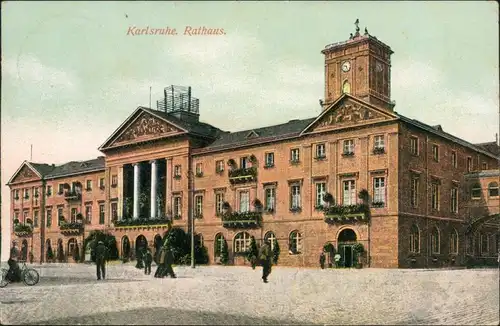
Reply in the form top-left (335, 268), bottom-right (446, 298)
top-left (154, 247), bottom-right (166, 278)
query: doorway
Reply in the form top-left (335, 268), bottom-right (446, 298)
top-left (337, 228), bottom-right (357, 268)
top-left (343, 245), bottom-right (354, 268)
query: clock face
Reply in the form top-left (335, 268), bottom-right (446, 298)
top-left (341, 61), bottom-right (351, 72)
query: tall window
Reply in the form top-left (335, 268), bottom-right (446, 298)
top-left (431, 182), bottom-right (440, 210)
top-left (239, 191), bottom-right (250, 213)
top-left (111, 175), bottom-right (118, 187)
top-left (374, 135), bottom-right (385, 150)
top-left (289, 230), bottom-right (302, 254)
top-left (111, 203), bottom-right (118, 221)
top-left (265, 187), bottom-right (276, 211)
top-left (215, 193), bottom-right (225, 215)
top-left (23, 210), bottom-right (29, 224)
top-left (467, 157), bottom-right (472, 172)
top-left (450, 229), bottom-right (458, 254)
top-left (290, 184), bottom-right (301, 209)
top-left (174, 165), bottom-right (182, 177)
top-left (432, 145), bottom-right (439, 162)
top-left (480, 233), bottom-right (489, 255)
top-left (234, 232), bottom-right (251, 253)
top-left (173, 196), bottom-right (182, 218)
top-left (33, 210), bottom-right (39, 228)
top-left (343, 180), bottom-right (356, 205)
top-left (343, 140), bottom-right (354, 155)
top-left (315, 143), bottom-right (326, 158)
top-left (215, 160), bottom-right (224, 173)
top-left (195, 163), bottom-right (203, 176)
top-left (57, 207), bottom-right (64, 225)
top-left (195, 195), bottom-right (203, 217)
top-left (214, 233), bottom-right (225, 257)
top-left (315, 182), bottom-right (326, 207)
top-left (264, 231), bottom-right (277, 251)
top-left (410, 137), bottom-right (419, 156)
top-left (265, 153), bottom-right (275, 167)
top-left (14, 189), bottom-right (19, 200)
top-left (488, 182), bottom-right (499, 197)
top-left (471, 184), bottom-right (482, 199)
top-left (373, 177), bottom-right (386, 204)
top-left (70, 208), bottom-right (77, 223)
top-left (99, 177), bottom-right (105, 189)
top-left (58, 184), bottom-right (64, 195)
top-left (450, 187), bottom-right (458, 213)
top-left (290, 149), bottom-right (300, 162)
top-left (451, 151), bottom-right (457, 168)
top-left (99, 204), bottom-right (105, 224)
top-left (240, 157), bottom-right (248, 169)
top-left (466, 234), bottom-right (475, 255)
top-left (409, 225), bottom-right (420, 253)
top-left (24, 189), bottom-right (30, 199)
top-left (430, 227), bottom-right (440, 254)
top-left (482, 162), bottom-right (488, 170)
top-left (85, 205), bottom-right (92, 224)
top-left (46, 209), bottom-right (52, 227)
top-left (86, 180), bottom-right (92, 190)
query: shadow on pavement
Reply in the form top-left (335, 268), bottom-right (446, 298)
top-left (24, 307), bottom-right (316, 325)
top-left (4, 276), bottom-right (146, 288)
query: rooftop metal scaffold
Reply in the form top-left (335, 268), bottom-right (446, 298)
top-left (156, 85), bottom-right (200, 114)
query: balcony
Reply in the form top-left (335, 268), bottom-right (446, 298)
top-left (64, 190), bottom-right (81, 201)
top-left (114, 217), bottom-right (171, 230)
top-left (228, 167), bottom-right (257, 185)
top-left (60, 222), bottom-right (83, 235)
top-left (324, 204), bottom-right (369, 224)
top-left (14, 224), bottom-right (33, 237)
top-left (221, 211), bottom-right (262, 229)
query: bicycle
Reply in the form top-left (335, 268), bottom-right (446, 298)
top-left (0, 261), bottom-right (40, 288)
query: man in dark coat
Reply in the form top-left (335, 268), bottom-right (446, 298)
top-left (8, 241), bottom-right (21, 282)
top-left (143, 247), bottom-right (153, 275)
top-left (162, 244), bottom-right (176, 279)
top-left (94, 241), bottom-right (109, 280)
top-left (258, 240), bottom-right (273, 283)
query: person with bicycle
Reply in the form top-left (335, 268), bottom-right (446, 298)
top-left (8, 240), bottom-right (22, 282)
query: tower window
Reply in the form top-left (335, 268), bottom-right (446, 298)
top-left (342, 80), bottom-right (351, 94)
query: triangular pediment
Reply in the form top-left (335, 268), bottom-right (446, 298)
top-left (246, 130), bottom-right (259, 139)
top-left (8, 162), bottom-right (42, 185)
top-left (99, 108), bottom-right (188, 150)
top-left (301, 95), bottom-right (398, 135)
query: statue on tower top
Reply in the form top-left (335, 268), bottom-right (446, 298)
top-left (355, 18), bottom-right (360, 33)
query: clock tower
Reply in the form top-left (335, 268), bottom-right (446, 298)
top-left (321, 20), bottom-right (395, 111)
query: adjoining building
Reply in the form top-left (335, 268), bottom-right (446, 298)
top-left (7, 22), bottom-right (499, 268)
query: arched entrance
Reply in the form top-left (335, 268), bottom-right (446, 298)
top-left (338, 228), bottom-right (357, 268)
top-left (67, 238), bottom-right (78, 262)
top-left (21, 240), bottom-right (28, 261)
top-left (121, 236), bottom-right (131, 260)
top-left (153, 234), bottom-right (163, 264)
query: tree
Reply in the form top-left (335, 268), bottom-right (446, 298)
top-left (220, 239), bottom-right (229, 265)
top-left (272, 239), bottom-right (281, 265)
top-left (84, 230), bottom-right (119, 262)
top-left (246, 236), bottom-right (259, 269)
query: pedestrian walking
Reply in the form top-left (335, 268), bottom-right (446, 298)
top-left (258, 239), bottom-right (273, 283)
top-left (154, 247), bottom-right (165, 278)
top-left (162, 243), bottom-right (176, 278)
top-left (143, 247), bottom-right (153, 275)
top-left (320, 252), bottom-right (326, 269)
top-left (94, 241), bottom-right (109, 280)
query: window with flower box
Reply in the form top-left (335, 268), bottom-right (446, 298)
top-left (373, 177), bottom-right (386, 206)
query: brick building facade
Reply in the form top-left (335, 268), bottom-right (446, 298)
top-left (7, 23), bottom-right (499, 268)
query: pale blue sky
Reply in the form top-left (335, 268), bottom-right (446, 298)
top-left (1, 1), bottom-right (498, 259)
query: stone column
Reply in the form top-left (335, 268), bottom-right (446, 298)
top-left (117, 166), bottom-right (124, 220)
top-left (150, 160), bottom-right (158, 219)
top-left (133, 163), bottom-right (140, 219)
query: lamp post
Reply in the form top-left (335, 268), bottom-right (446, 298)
top-left (76, 213), bottom-right (85, 263)
top-left (188, 170), bottom-right (195, 269)
top-left (26, 219), bottom-right (34, 263)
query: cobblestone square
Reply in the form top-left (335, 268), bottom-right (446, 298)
top-left (1, 263), bottom-right (498, 325)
